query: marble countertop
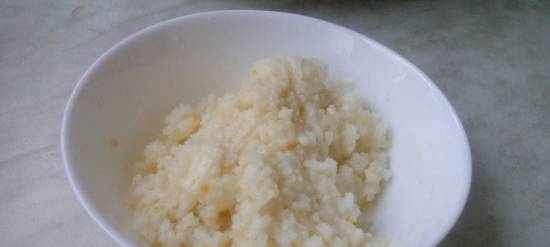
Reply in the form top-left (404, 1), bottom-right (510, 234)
top-left (1, 0), bottom-right (548, 246)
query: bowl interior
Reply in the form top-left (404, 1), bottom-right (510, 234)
top-left (63, 11), bottom-right (470, 247)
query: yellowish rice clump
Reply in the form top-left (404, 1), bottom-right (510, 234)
top-left (130, 57), bottom-right (391, 247)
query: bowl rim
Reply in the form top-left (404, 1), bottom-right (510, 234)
top-left (61, 10), bottom-right (472, 247)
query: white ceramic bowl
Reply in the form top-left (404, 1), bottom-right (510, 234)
top-left (61, 10), bottom-right (471, 247)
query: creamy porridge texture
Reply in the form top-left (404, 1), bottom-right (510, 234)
top-left (130, 57), bottom-right (391, 247)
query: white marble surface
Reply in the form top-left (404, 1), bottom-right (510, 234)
top-left (1, 0), bottom-right (548, 246)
